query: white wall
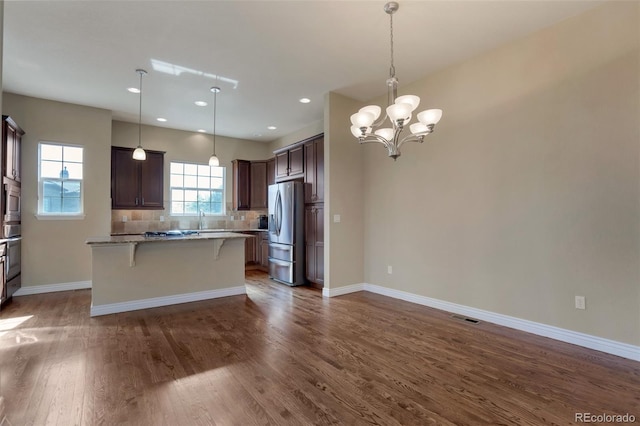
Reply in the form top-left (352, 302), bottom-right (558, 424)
top-left (3, 93), bottom-right (112, 287)
top-left (325, 92), bottom-right (365, 289)
top-left (362, 2), bottom-right (640, 345)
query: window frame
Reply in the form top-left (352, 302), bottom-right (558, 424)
top-left (169, 161), bottom-right (226, 217)
top-left (36, 141), bottom-right (85, 220)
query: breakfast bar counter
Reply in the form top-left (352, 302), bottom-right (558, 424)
top-left (86, 231), bottom-right (250, 316)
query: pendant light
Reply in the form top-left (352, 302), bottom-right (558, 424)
top-left (208, 86), bottom-right (221, 167)
top-left (132, 68), bottom-right (147, 161)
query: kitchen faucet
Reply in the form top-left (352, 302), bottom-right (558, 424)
top-left (199, 210), bottom-right (205, 230)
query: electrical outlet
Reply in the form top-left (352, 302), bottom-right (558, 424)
top-left (159, 216), bottom-right (165, 222)
top-left (122, 215), bottom-right (128, 222)
top-left (241, 216), bottom-right (245, 220)
top-left (387, 265), bottom-right (393, 274)
top-left (575, 296), bottom-right (586, 310)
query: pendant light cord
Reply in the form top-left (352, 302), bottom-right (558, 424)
top-left (138, 70), bottom-right (143, 147)
top-left (213, 88), bottom-right (217, 156)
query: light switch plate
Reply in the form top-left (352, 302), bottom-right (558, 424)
top-left (333, 214), bottom-right (341, 223)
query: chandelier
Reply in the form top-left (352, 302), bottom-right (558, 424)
top-left (349, 2), bottom-right (443, 160)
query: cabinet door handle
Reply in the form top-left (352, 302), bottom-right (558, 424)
top-left (135, 197), bottom-right (139, 206)
top-left (141, 198), bottom-right (145, 206)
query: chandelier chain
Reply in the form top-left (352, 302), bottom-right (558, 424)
top-left (389, 12), bottom-right (395, 78)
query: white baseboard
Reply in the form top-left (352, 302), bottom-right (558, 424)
top-left (323, 282), bottom-right (639, 362)
top-left (322, 283), bottom-right (364, 298)
top-left (90, 285), bottom-right (247, 317)
top-left (13, 280), bottom-right (92, 296)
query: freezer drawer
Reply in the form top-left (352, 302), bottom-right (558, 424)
top-left (268, 242), bottom-right (294, 262)
top-left (268, 258), bottom-right (295, 285)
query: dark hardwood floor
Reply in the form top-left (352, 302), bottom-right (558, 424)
top-left (1, 271), bottom-right (638, 425)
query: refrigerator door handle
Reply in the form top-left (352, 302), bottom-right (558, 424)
top-left (275, 189), bottom-right (282, 236)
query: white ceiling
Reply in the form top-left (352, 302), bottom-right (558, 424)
top-left (3, 0), bottom-right (602, 143)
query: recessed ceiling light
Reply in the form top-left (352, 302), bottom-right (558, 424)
top-left (299, 98), bottom-right (311, 104)
top-left (197, 129), bottom-right (207, 133)
top-left (157, 118), bottom-right (167, 122)
top-left (194, 101), bottom-right (208, 107)
top-left (254, 133), bottom-right (262, 137)
top-left (127, 87), bottom-right (140, 93)
top-left (267, 126), bottom-right (277, 130)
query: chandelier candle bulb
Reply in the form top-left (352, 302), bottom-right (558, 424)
top-left (375, 128), bottom-right (394, 141)
top-left (410, 122), bottom-right (430, 136)
top-left (386, 103), bottom-right (412, 125)
top-left (350, 111), bottom-right (375, 128)
top-left (351, 126), bottom-right (363, 138)
top-left (359, 105), bottom-right (382, 121)
top-left (348, 1), bottom-right (443, 160)
top-left (418, 109), bottom-right (443, 126)
top-left (395, 95), bottom-right (420, 111)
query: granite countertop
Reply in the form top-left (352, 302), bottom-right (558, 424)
top-left (109, 228), bottom-right (268, 237)
top-left (86, 231), bottom-right (252, 245)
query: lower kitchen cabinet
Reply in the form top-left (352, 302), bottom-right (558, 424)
top-left (243, 231), bottom-right (269, 272)
top-left (305, 204), bottom-right (324, 287)
top-left (259, 232), bottom-right (269, 270)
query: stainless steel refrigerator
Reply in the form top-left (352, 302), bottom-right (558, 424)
top-left (268, 181), bottom-right (305, 286)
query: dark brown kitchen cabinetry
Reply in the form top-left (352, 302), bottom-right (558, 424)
top-left (267, 158), bottom-right (276, 186)
top-left (305, 204), bottom-right (324, 287)
top-left (3, 116), bottom-right (23, 183)
top-left (250, 161), bottom-right (268, 209)
top-left (232, 160), bottom-right (251, 210)
top-left (275, 144), bottom-right (304, 181)
top-left (244, 232), bottom-right (257, 265)
top-left (242, 231), bottom-right (268, 272)
top-left (111, 146), bottom-right (164, 209)
top-left (259, 232), bottom-right (269, 270)
top-left (304, 136), bottom-right (324, 204)
top-left (233, 159), bottom-right (272, 210)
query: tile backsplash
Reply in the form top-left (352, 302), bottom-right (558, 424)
top-left (111, 204), bottom-right (267, 234)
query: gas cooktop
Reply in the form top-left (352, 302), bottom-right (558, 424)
top-left (143, 230), bottom-right (199, 238)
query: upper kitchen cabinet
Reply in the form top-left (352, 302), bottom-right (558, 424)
top-left (267, 158), bottom-right (276, 186)
top-left (111, 146), bottom-right (164, 209)
top-left (250, 161), bottom-right (268, 209)
top-left (274, 144), bottom-right (304, 181)
top-left (304, 135), bottom-right (324, 204)
top-left (232, 159), bottom-right (251, 210)
top-left (233, 159), bottom-right (272, 210)
top-left (3, 116), bottom-right (24, 183)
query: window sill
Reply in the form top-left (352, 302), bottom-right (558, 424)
top-left (35, 214), bottom-right (86, 221)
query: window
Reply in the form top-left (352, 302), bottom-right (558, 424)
top-left (38, 143), bottom-right (84, 216)
top-left (170, 162), bottom-right (225, 215)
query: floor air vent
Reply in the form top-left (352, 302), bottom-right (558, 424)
top-left (451, 314), bottom-right (480, 324)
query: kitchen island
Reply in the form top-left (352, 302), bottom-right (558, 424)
top-left (86, 232), bottom-right (250, 316)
